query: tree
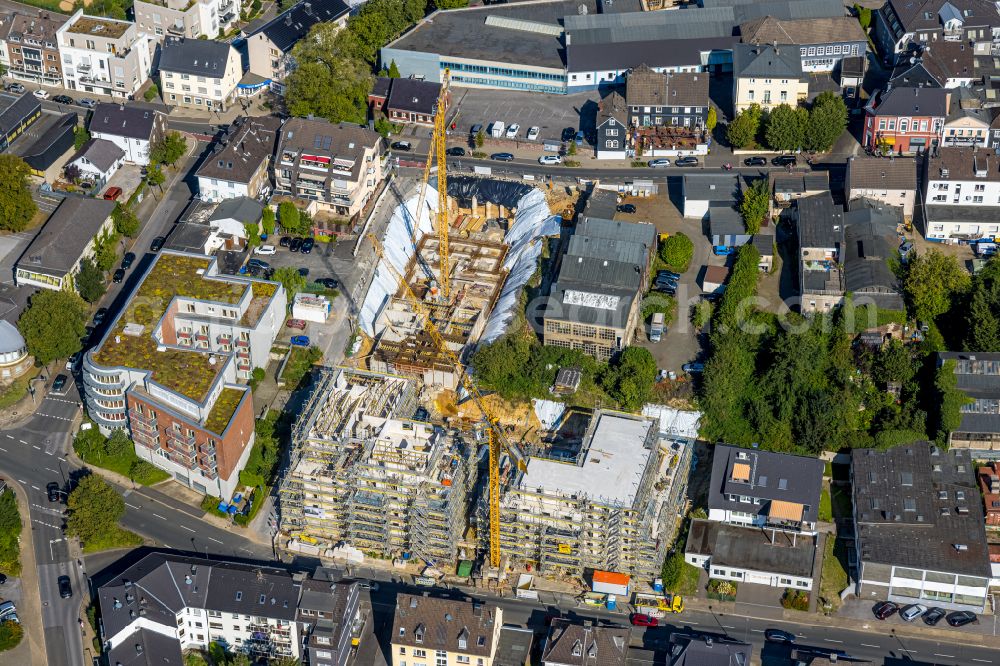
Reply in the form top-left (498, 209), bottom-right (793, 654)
top-left (705, 106), bottom-right (717, 132)
top-left (0, 154), bottom-right (37, 232)
top-left (146, 165), bottom-right (166, 194)
top-left (873, 339), bottom-right (914, 386)
top-left (475, 130), bottom-right (485, 149)
top-left (183, 651), bottom-right (208, 666)
top-left (854, 3), bottom-right (872, 30)
top-left (387, 59), bottom-right (401, 78)
top-left (112, 204), bottom-right (140, 238)
top-left (272, 266), bottom-right (306, 298)
top-left (64, 163), bottom-right (82, 184)
top-left (659, 232), bottom-right (693, 272)
top-left (805, 92), bottom-right (848, 152)
top-left (76, 258), bottom-right (106, 303)
top-left (278, 201), bottom-right (302, 234)
top-left (244, 222), bottom-right (262, 249)
top-left (262, 207), bottom-right (276, 236)
top-left (17, 290), bottom-right (87, 365)
top-left (764, 103), bottom-right (807, 152)
top-left (934, 359), bottom-right (970, 443)
top-left (603, 346), bottom-right (657, 412)
top-left (150, 131), bottom-right (186, 166)
top-left (738, 178), bottom-right (770, 235)
top-left (65, 474), bottom-right (126, 545)
top-left (903, 249), bottom-right (970, 321)
top-left (143, 83), bottom-right (159, 102)
top-left (93, 229), bottom-right (119, 272)
top-left (726, 104), bottom-right (761, 149)
top-left (231, 654), bottom-right (253, 666)
top-left (0, 620), bottom-right (23, 651)
top-left (73, 126), bottom-right (90, 150)
top-left (660, 551), bottom-right (686, 589)
top-left (285, 23), bottom-right (373, 124)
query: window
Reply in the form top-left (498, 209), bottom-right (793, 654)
top-left (605, 140), bottom-right (618, 149)
top-left (747, 90), bottom-right (754, 101)
top-left (413, 649), bottom-right (426, 658)
top-left (780, 91), bottom-right (787, 101)
top-left (399, 648), bottom-right (406, 655)
top-left (457, 658), bottom-right (470, 665)
top-left (976, 184), bottom-right (986, 192)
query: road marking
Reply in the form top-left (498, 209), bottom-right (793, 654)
top-left (207, 537), bottom-right (224, 544)
top-left (32, 445), bottom-right (40, 450)
top-left (19, 439), bottom-right (27, 444)
top-left (721, 625), bottom-right (736, 629)
top-left (125, 502), bottom-right (141, 509)
top-left (30, 485), bottom-right (39, 491)
top-left (35, 413), bottom-right (72, 422)
top-left (152, 513), bottom-right (166, 520)
top-left (45, 451), bottom-right (53, 456)
top-left (823, 639), bottom-right (843, 643)
top-left (860, 644), bottom-right (880, 648)
top-left (4, 434), bottom-right (12, 439)
top-left (935, 655), bottom-right (955, 659)
top-left (44, 468), bottom-right (57, 474)
top-left (749, 629), bottom-right (764, 633)
top-left (972, 660), bottom-right (992, 664)
top-left (59, 457), bottom-right (67, 462)
top-left (178, 525), bottom-right (196, 532)
top-left (0, 447), bottom-right (6, 453)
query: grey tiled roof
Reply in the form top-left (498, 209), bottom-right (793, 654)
top-left (16, 196), bottom-right (116, 278)
top-left (683, 174), bottom-right (741, 203)
top-left (668, 633), bottom-right (753, 666)
top-left (106, 628), bottom-right (183, 666)
top-left (386, 78), bottom-right (441, 116)
top-left (158, 37), bottom-right (234, 77)
top-left (708, 206), bottom-right (746, 237)
top-left (869, 86), bottom-right (949, 117)
top-left (847, 156), bottom-right (918, 191)
top-left (210, 196), bottom-right (264, 225)
top-left (796, 193), bottom-right (842, 250)
top-left (495, 626), bottom-right (534, 666)
top-left (843, 201), bottom-right (903, 296)
top-left (196, 114), bottom-right (279, 184)
top-left (250, 0), bottom-right (350, 53)
top-left (89, 103), bottom-right (163, 141)
top-left (68, 137), bottom-right (125, 173)
top-left (732, 42), bottom-right (802, 79)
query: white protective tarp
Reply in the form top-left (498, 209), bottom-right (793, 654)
top-left (481, 188), bottom-right (560, 343)
top-left (641, 404), bottom-right (702, 440)
top-left (358, 185), bottom-right (437, 336)
top-left (532, 398), bottom-right (566, 430)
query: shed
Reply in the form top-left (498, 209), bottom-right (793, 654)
top-left (752, 233), bottom-right (775, 272)
top-left (708, 206), bottom-right (750, 248)
top-left (702, 265), bottom-right (729, 293)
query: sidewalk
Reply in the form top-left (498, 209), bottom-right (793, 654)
top-left (6, 481), bottom-right (50, 666)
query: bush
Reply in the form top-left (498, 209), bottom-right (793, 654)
top-left (0, 492), bottom-right (22, 576)
top-left (200, 495), bottom-right (227, 518)
top-left (659, 232), bottom-right (693, 272)
top-left (143, 84), bottom-right (159, 102)
top-left (0, 620), bottom-right (23, 651)
top-left (66, 474), bottom-right (142, 553)
top-left (781, 589), bottom-right (810, 611)
top-left (707, 579), bottom-right (737, 601)
top-left (74, 426), bottom-right (169, 485)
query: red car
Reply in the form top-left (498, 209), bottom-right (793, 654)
top-left (285, 319), bottom-right (306, 330)
top-left (630, 613), bottom-right (658, 627)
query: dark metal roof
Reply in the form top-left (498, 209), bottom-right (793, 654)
top-left (752, 233), bottom-right (775, 256)
top-left (159, 37), bottom-right (235, 77)
top-left (106, 628), bottom-right (183, 666)
top-left (90, 103), bottom-right (163, 141)
top-left (250, 0), bottom-right (350, 53)
top-left (869, 86), bottom-right (949, 117)
top-left (683, 173), bottom-right (741, 202)
top-left (0, 91), bottom-right (40, 138)
top-left (843, 202), bottom-right (903, 296)
top-left (796, 193), bottom-right (842, 250)
top-left (686, 519), bottom-right (817, 578)
top-left (386, 78), bottom-right (441, 116)
top-left (21, 112), bottom-right (76, 172)
top-left (16, 196), bottom-right (116, 278)
top-left (708, 206), bottom-right (746, 237)
top-left (495, 626), bottom-right (534, 666)
top-left (851, 442), bottom-right (991, 577)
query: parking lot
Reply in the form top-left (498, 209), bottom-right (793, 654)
top-left (445, 88), bottom-right (601, 144)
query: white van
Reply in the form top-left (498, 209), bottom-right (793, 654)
top-left (490, 121), bottom-right (505, 138)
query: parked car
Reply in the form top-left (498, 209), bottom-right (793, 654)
top-left (446, 147), bottom-right (466, 157)
top-left (47, 482), bottom-right (62, 503)
top-left (538, 155), bottom-right (562, 165)
top-left (286, 319), bottom-right (307, 330)
top-left (946, 611), bottom-right (978, 627)
top-left (772, 155), bottom-right (797, 167)
top-left (279, 236), bottom-right (291, 247)
top-left (5, 83), bottom-right (24, 94)
top-left (53, 94), bottom-right (73, 105)
top-left (921, 607), bottom-right (946, 626)
top-left (51, 375), bottom-right (68, 395)
top-left (121, 252), bottom-right (135, 270)
top-left (655, 277), bottom-right (678, 289)
top-left (112, 269), bottom-right (126, 283)
top-left (247, 258), bottom-right (270, 270)
top-left (743, 156), bottom-right (767, 166)
top-left (33, 89), bottom-right (49, 99)
top-left (526, 126), bottom-right (540, 141)
top-left (66, 352), bottom-right (81, 371)
top-left (254, 245), bottom-right (276, 255)
top-left (712, 245), bottom-right (736, 256)
top-left (316, 277), bottom-right (339, 289)
top-left (78, 98), bottom-right (97, 109)
top-left (150, 236), bottom-right (166, 252)
top-left (301, 238), bottom-right (314, 254)
top-left (647, 158), bottom-right (671, 168)
top-left (505, 123), bottom-right (521, 139)
top-left (630, 613), bottom-right (658, 627)
top-left (93, 308), bottom-right (108, 326)
top-left (290, 335), bottom-right (310, 347)
top-left (561, 127), bottom-right (576, 142)
top-left (653, 285), bottom-right (677, 296)
top-left (682, 363), bottom-right (705, 374)
top-left (0, 602), bottom-right (15, 619)
top-left (58, 576), bottom-right (72, 599)
top-left (873, 601), bottom-right (899, 620)
top-left (900, 604), bottom-right (927, 622)
top-left (574, 130), bottom-right (585, 145)
top-left (470, 123), bottom-right (483, 137)
top-left (657, 270), bottom-right (681, 280)
top-left (764, 629), bottom-right (795, 643)
top-left (491, 153), bottom-right (514, 162)
top-left (675, 156), bottom-right (699, 167)
top-left (617, 204), bottom-right (637, 214)
top-left (289, 238), bottom-right (303, 252)
top-left (103, 187), bottom-right (123, 201)
top-left (390, 141), bottom-right (412, 151)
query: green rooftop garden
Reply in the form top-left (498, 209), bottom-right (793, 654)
top-left (92, 254), bottom-right (252, 402)
top-left (205, 387), bottom-right (245, 434)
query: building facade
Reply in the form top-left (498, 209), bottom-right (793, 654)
top-left (82, 252), bottom-right (286, 498)
top-left (0, 11), bottom-right (67, 86)
top-left (133, 0), bottom-right (237, 42)
top-left (939, 352), bottom-right (1000, 455)
top-left (391, 595), bottom-right (502, 666)
top-left (196, 115), bottom-right (279, 203)
top-left (273, 117), bottom-right (387, 219)
top-left (740, 16), bottom-right (867, 72)
top-left (56, 11), bottom-right (153, 100)
top-left (297, 575), bottom-right (363, 666)
top-left (874, 0), bottom-right (1000, 60)
top-left (845, 156), bottom-right (918, 219)
top-left (863, 86), bottom-right (948, 155)
top-left (0, 320), bottom-right (32, 383)
top-left (922, 147), bottom-right (1000, 242)
top-left (158, 37), bottom-right (242, 111)
top-left (732, 43), bottom-right (807, 114)
top-left (89, 102), bottom-right (167, 165)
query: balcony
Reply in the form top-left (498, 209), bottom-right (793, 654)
top-left (77, 62), bottom-right (91, 73)
top-left (167, 25), bottom-right (185, 35)
top-left (217, 334), bottom-right (232, 345)
top-left (235, 338), bottom-right (249, 348)
top-left (195, 333), bottom-right (209, 342)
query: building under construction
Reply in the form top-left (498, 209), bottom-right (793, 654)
top-left (497, 409), bottom-right (692, 581)
top-left (277, 367), bottom-right (477, 566)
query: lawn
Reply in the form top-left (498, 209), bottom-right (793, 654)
top-left (74, 427), bottom-right (170, 486)
top-left (280, 346), bottom-right (322, 387)
top-left (819, 535), bottom-right (850, 611)
top-left (0, 492), bottom-right (22, 577)
top-left (0, 368), bottom-right (39, 410)
top-left (81, 526), bottom-right (143, 554)
top-left (675, 561), bottom-right (701, 596)
top-left (818, 487), bottom-right (832, 522)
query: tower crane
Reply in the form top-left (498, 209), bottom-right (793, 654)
top-left (367, 233), bottom-right (525, 569)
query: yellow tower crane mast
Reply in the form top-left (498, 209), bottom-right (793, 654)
top-left (367, 234), bottom-right (525, 569)
top-left (434, 70), bottom-right (451, 299)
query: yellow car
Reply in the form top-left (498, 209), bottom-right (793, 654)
top-left (660, 594), bottom-right (684, 613)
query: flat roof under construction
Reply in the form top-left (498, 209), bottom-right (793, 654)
top-left (518, 411), bottom-right (653, 507)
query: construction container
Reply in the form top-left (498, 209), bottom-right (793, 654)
top-left (592, 570), bottom-right (631, 597)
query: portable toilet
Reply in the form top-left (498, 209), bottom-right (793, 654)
top-left (653, 578), bottom-right (664, 592)
top-left (606, 594), bottom-right (617, 610)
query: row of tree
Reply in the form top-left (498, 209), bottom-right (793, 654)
top-left (727, 92), bottom-right (848, 153)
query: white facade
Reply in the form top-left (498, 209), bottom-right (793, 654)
top-left (69, 151), bottom-right (124, 186)
top-left (734, 76), bottom-right (808, 113)
top-left (56, 11), bottom-right (153, 100)
top-left (197, 174), bottom-right (251, 202)
top-left (133, 0), bottom-right (238, 42)
top-left (858, 561), bottom-right (990, 612)
top-left (924, 175), bottom-right (1000, 207)
top-left (686, 552), bottom-right (814, 590)
top-left (91, 131), bottom-right (153, 165)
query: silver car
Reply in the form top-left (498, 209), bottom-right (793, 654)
top-left (647, 158), bottom-right (671, 168)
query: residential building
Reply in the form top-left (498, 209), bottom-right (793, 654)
top-left (165, 199), bottom-right (260, 258)
top-left (851, 441), bottom-right (992, 612)
top-left (595, 92), bottom-right (629, 160)
top-left (66, 137), bottom-right (125, 189)
top-left (842, 200), bottom-right (906, 312)
top-left (89, 102), bottom-right (167, 165)
top-left (753, 233), bottom-right (775, 272)
top-left (874, 0), bottom-right (1000, 60)
top-left (922, 147), bottom-right (1000, 242)
top-left (771, 171), bottom-right (830, 217)
top-left (707, 206), bottom-right (749, 249)
top-left (494, 627), bottom-right (533, 666)
top-left (14, 196), bottom-right (115, 291)
top-left (158, 37), bottom-right (242, 112)
top-left (196, 115), bottom-right (279, 203)
top-left (296, 572), bottom-right (363, 666)
top-left (133, 0), bottom-right (237, 42)
top-left (0, 11), bottom-right (67, 86)
top-left (797, 193), bottom-right (844, 313)
top-left (97, 553), bottom-right (305, 665)
top-left (740, 16), bottom-right (867, 72)
top-left (56, 11), bottom-right (153, 100)
top-left (541, 620), bottom-right (629, 666)
top-left (943, 87), bottom-right (991, 147)
top-left (667, 634), bottom-right (753, 666)
top-left (863, 86), bottom-right (949, 155)
top-left (845, 156), bottom-right (919, 219)
top-left (937, 351), bottom-right (1000, 454)
top-left (682, 173), bottom-right (740, 220)
top-left (706, 444), bottom-right (824, 534)
top-left (542, 216), bottom-right (655, 360)
top-left (500, 409), bottom-right (694, 580)
top-left (391, 595), bottom-right (502, 666)
top-left (732, 43), bottom-right (807, 114)
top-left (0, 320), bottom-right (32, 383)
top-left (273, 117), bottom-right (387, 220)
top-left (279, 368), bottom-right (477, 564)
top-left (978, 462), bottom-right (1000, 525)
top-left (0, 91), bottom-right (40, 151)
top-left (383, 77), bottom-right (445, 126)
top-left (82, 252), bottom-right (287, 498)
top-left (890, 42), bottom-right (977, 88)
top-left (244, 0), bottom-right (350, 95)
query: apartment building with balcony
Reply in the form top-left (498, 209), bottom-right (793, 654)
top-left (133, 0), bottom-right (237, 43)
top-left (875, 0), bottom-right (1000, 60)
top-left (82, 252), bottom-right (286, 498)
top-left (56, 11), bottom-right (153, 100)
top-left (0, 11), bottom-right (68, 86)
top-left (158, 37), bottom-right (242, 112)
top-left (273, 117), bottom-right (387, 220)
